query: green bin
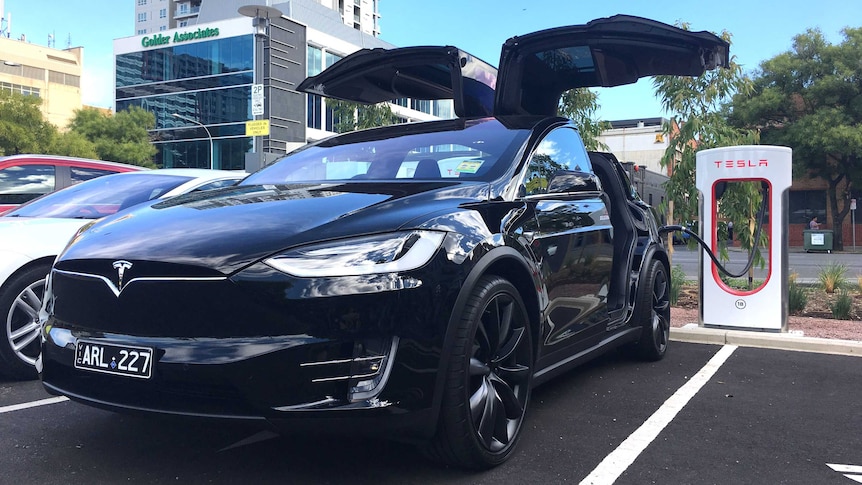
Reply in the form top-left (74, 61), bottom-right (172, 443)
top-left (803, 229), bottom-right (833, 252)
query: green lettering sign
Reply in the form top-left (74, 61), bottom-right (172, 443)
top-left (141, 27), bottom-right (220, 49)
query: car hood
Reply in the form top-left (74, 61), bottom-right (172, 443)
top-left (58, 182), bottom-right (488, 275)
top-left (0, 217), bottom-right (91, 258)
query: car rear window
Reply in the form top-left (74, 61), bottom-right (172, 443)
top-left (70, 166), bottom-right (120, 183)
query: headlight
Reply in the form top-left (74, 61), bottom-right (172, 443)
top-left (265, 230), bottom-right (446, 277)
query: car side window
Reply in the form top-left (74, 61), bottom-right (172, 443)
top-left (0, 164), bottom-right (56, 205)
top-left (524, 128), bottom-right (590, 196)
top-left (70, 167), bottom-right (116, 183)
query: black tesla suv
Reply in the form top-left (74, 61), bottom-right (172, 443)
top-left (40, 15), bottom-right (728, 468)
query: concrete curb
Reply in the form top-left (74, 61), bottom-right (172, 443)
top-left (670, 325), bottom-right (862, 357)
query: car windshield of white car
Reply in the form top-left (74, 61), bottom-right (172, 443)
top-left (4, 174), bottom-right (193, 219)
top-left (241, 118), bottom-right (530, 185)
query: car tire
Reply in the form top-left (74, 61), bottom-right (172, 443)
top-left (423, 275), bottom-right (533, 469)
top-left (627, 259), bottom-right (671, 362)
top-left (0, 264), bottom-right (49, 380)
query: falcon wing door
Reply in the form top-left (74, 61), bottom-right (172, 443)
top-left (495, 15), bottom-right (729, 116)
top-left (297, 46), bottom-right (498, 118)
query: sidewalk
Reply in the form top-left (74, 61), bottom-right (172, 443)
top-left (670, 324), bottom-right (862, 357)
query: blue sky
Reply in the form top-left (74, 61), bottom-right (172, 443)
top-left (3, 0), bottom-right (861, 121)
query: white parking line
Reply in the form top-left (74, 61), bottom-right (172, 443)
top-left (827, 464), bottom-right (862, 483)
top-left (0, 396), bottom-right (69, 414)
top-left (580, 344), bottom-right (738, 485)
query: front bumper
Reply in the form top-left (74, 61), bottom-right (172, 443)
top-left (41, 256), bottom-right (466, 439)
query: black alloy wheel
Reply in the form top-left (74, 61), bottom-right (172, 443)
top-left (425, 275), bottom-right (533, 469)
top-left (0, 264), bottom-right (49, 380)
top-left (630, 259), bottom-right (670, 361)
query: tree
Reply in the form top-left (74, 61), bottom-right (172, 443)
top-left (653, 27), bottom-right (759, 266)
top-left (48, 131), bottom-right (99, 159)
top-left (67, 106), bottom-right (157, 167)
top-left (557, 88), bottom-right (610, 151)
top-left (729, 28), bottom-right (862, 251)
top-left (329, 100), bottom-right (397, 133)
top-left (0, 90), bottom-right (58, 156)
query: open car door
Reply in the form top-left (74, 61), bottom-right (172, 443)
top-left (296, 46), bottom-right (498, 118)
top-left (494, 15), bottom-right (730, 116)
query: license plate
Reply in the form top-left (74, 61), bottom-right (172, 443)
top-left (74, 340), bottom-right (153, 379)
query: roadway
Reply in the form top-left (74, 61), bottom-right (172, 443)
top-left (667, 244), bottom-right (862, 283)
top-left (2, 342), bottom-right (861, 484)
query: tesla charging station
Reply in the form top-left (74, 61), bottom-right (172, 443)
top-left (696, 145), bottom-right (792, 332)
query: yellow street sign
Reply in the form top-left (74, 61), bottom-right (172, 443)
top-left (245, 119), bottom-right (270, 136)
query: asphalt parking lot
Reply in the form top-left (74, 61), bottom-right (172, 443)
top-left (2, 342), bottom-right (861, 484)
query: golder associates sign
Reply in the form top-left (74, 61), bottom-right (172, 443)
top-left (141, 27), bottom-right (220, 48)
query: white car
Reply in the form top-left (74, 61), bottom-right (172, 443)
top-left (0, 168), bottom-right (245, 379)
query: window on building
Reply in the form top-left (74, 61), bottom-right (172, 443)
top-left (159, 8), bottom-right (166, 18)
top-left (178, 20), bottom-right (188, 27)
top-left (411, 99), bottom-right (431, 114)
top-left (789, 189), bottom-right (827, 225)
top-left (308, 94), bottom-right (323, 129)
top-left (137, 12), bottom-right (147, 22)
top-left (179, 3), bottom-right (189, 14)
top-left (159, 25), bottom-right (166, 31)
top-left (307, 46), bottom-right (323, 76)
top-left (137, 0), bottom-right (147, 5)
top-left (433, 100), bottom-right (453, 119)
top-left (1, 82), bottom-right (40, 97)
top-left (325, 51), bottom-right (342, 70)
top-left (137, 29), bottom-right (147, 35)
top-left (307, 46), bottom-right (326, 129)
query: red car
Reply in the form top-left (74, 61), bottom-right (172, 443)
top-left (0, 154), bottom-right (145, 214)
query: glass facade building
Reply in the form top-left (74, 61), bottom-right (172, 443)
top-left (116, 22), bottom-right (255, 170)
top-left (115, 8), bottom-right (446, 171)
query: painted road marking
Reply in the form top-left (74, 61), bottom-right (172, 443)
top-left (0, 396), bottom-right (69, 414)
top-left (580, 344), bottom-right (738, 485)
top-left (827, 464), bottom-right (862, 483)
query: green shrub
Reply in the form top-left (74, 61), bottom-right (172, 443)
top-left (719, 275), bottom-right (764, 291)
top-left (670, 265), bottom-right (687, 305)
top-left (818, 262), bottom-right (848, 294)
top-left (830, 290), bottom-right (853, 320)
top-left (788, 280), bottom-right (808, 315)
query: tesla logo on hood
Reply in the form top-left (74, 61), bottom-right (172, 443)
top-left (112, 260), bottom-right (133, 290)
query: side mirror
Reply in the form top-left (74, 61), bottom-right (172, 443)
top-left (546, 170), bottom-right (602, 195)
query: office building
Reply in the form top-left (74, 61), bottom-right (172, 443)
top-left (121, 0), bottom-right (442, 170)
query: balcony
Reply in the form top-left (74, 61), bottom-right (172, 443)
top-left (174, 5), bottom-right (201, 20)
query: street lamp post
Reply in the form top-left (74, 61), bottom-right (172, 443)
top-left (239, 3), bottom-right (282, 171)
top-left (172, 113), bottom-right (213, 170)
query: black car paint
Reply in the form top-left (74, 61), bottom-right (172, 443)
top-left (41, 116), bottom-right (646, 437)
top-left (37, 16), bottom-right (713, 465)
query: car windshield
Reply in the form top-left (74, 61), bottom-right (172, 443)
top-left (242, 118), bottom-right (530, 185)
top-left (4, 173), bottom-right (193, 219)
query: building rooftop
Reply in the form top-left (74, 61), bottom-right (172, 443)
top-left (607, 117), bottom-right (666, 129)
